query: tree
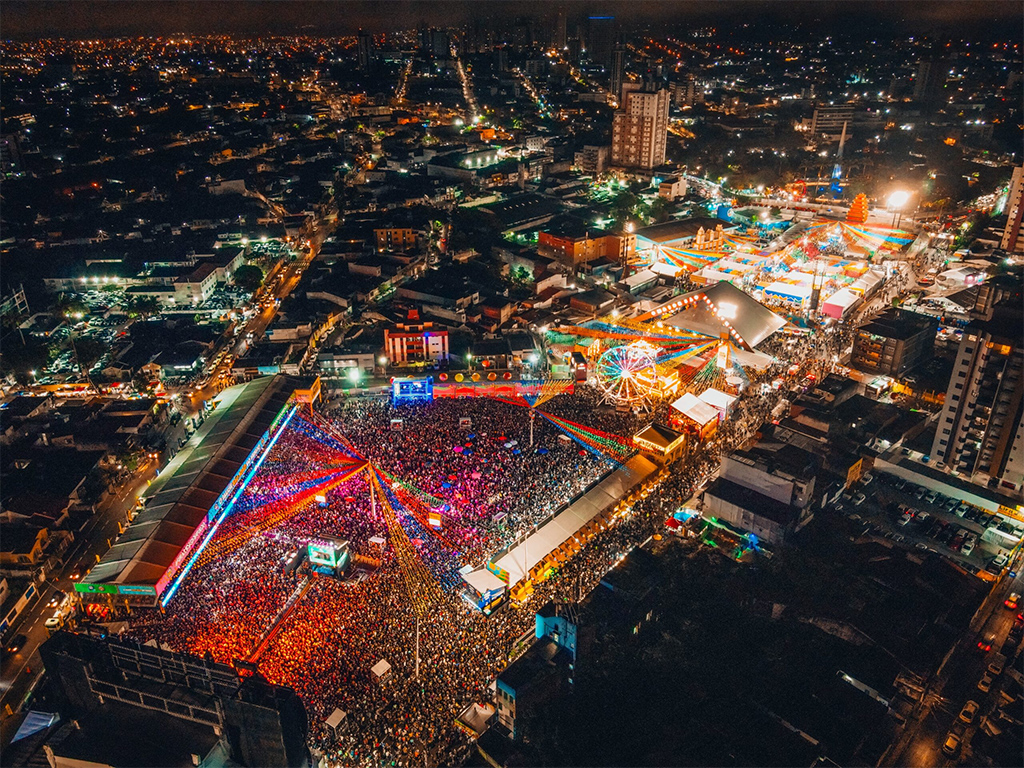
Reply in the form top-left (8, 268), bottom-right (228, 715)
top-left (233, 264), bottom-right (264, 292)
top-left (649, 197), bottom-right (671, 224)
top-left (54, 293), bottom-right (87, 319)
top-left (123, 294), bottom-right (160, 319)
top-left (73, 337), bottom-right (106, 369)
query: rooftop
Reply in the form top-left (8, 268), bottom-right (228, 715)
top-left (705, 476), bottom-right (803, 527)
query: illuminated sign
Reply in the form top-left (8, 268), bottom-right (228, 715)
top-left (117, 585), bottom-right (158, 596)
top-left (74, 583), bottom-right (118, 594)
top-left (309, 542), bottom-right (339, 567)
top-left (308, 539), bottom-right (349, 570)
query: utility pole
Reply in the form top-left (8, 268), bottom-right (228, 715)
top-left (369, 469), bottom-right (377, 520)
top-left (529, 409), bottom-right (536, 447)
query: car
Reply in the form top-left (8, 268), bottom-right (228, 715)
top-left (978, 634), bottom-right (995, 652)
top-left (914, 486), bottom-right (927, 500)
top-left (893, 478), bottom-right (908, 491)
top-left (898, 514), bottom-right (913, 527)
top-left (860, 472), bottom-right (874, 486)
top-left (978, 673), bottom-right (994, 692)
top-left (945, 496), bottom-right (960, 511)
top-left (852, 493), bottom-right (866, 506)
top-left (950, 532), bottom-right (966, 551)
top-left (993, 553), bottom-right (1009, 568)
top-left (988, 657), bottom-right (1005, 676)
top-left (4, 633), bottom-right (28, 654)
top-left (44, 615), bottom-right (62, 631)
top-left (959, 700), bottom-right (980, 724)
top-left (961, 538), bottom-right (976, 556)
top-left (1006, 593), bottom-right (1020, 610)
top-left (925, 491), bottom-right (939, 504)
top-left (941, 733), bottom-right (961, 757)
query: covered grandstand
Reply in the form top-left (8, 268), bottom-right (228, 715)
top-left (461, 454), bottom-right (659, 609)
top-left (78, 376), bottom-right (309, 606)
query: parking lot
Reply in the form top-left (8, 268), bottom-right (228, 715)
top-left (835, 471), bottom-right (1021, 575)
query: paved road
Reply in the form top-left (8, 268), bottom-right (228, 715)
top-left (882, 560), bottom-right (1024, 767)
top-left (0, 460), bottom-right (158, 717)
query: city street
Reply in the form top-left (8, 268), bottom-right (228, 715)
top-left (0, 461), bottom-right (157, 718)
top-left (883, 561), bottom-right (1024, 767)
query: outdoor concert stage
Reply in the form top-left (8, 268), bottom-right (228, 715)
top-left (461, 453), bottom-right (659, 612)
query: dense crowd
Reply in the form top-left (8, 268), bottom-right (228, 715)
top-left (124, 346), bottom-right (820, 768)
top-left (127, 389), bottom-right (650, 766)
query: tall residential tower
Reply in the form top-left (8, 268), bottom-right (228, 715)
top-left (611, 83), bottom-right (670, 170)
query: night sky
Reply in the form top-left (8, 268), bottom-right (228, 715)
top-left (2, 0), bottom-right (1022, 40)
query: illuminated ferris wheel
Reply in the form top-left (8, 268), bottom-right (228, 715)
top-left (596, 342), bottom-right (660, 406)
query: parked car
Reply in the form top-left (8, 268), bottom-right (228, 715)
top-left (959, 700), bottom-right (980, 724)
top-left (988, 654), bottom-right (1006, 676)
top-left (941, 733), bottom-right (961, 757)
top-left (961, 535), bottom-right (977, 556)
top-left (925, 491), bottom-right (939, 505)
top-left (852, 492), bottom-right (866, 506)
top-left (914, 486), bottom-right (927, 500)
top-left (1006, 593), bottom-right (1021, 611)
top-left (978, 673), bottom-right (994, 693)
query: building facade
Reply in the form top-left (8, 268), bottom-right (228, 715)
top-left (931, 315), bottom-right (1024, 496)
top-left (851, 308), bottom-right (936, 377)
top-left (384, 326), bottom-right (449, 366)
top-left (611, 84), bottom-right (670, 170)
top-left (1001, 165), bottom-right (1024, 253)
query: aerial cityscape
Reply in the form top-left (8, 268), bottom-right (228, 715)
top-left (1, 1), bottom-right (1022, 767)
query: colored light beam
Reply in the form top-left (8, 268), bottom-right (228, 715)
top-left (160, 404), bottom-right (298, 607)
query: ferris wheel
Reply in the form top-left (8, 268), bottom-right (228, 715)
top-left (596, 342), bottom-right (660, 406)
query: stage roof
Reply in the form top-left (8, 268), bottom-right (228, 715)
top-left (660, 281), bottom-right (786, 350)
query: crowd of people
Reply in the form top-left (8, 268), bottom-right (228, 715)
top-left (124, 352), bottom-right (819, 768)
top-left (127, 388), bottom-right (648, 766)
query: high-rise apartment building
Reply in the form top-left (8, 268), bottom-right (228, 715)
top-left (609, 45), bottom-right (626, 102)
top-left (671, 74), bottom-right (703, 107)
top-left (611, 83), bottom-right (670, 170)
top-left (585, 15), bottom-right (617, 68)
top-left (931, 303), bottom-right (1024, 496)
top-left (554, 10), bottom-right (567, 50)
top-left (1001, 166), bottom-right (1024, 253)
top-left (913, 58), bottom-right (947, 110)
top-left (357, 28), bottom-right (374, 72)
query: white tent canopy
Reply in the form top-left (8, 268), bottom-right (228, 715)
top-left (371, 659), bottom-right (392, 680)
top-left (325, 709), bottom-right (347, 730)
top-left (671, 392), bottom-right (719, 426)
top-left (699, 387), bottom-right (736, 414)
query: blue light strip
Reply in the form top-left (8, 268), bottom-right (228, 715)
top-left (160, 404), bottom-right (298, 606)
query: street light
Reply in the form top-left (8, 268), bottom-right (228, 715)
top-left (888, 190), bottom-right (910, 229)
